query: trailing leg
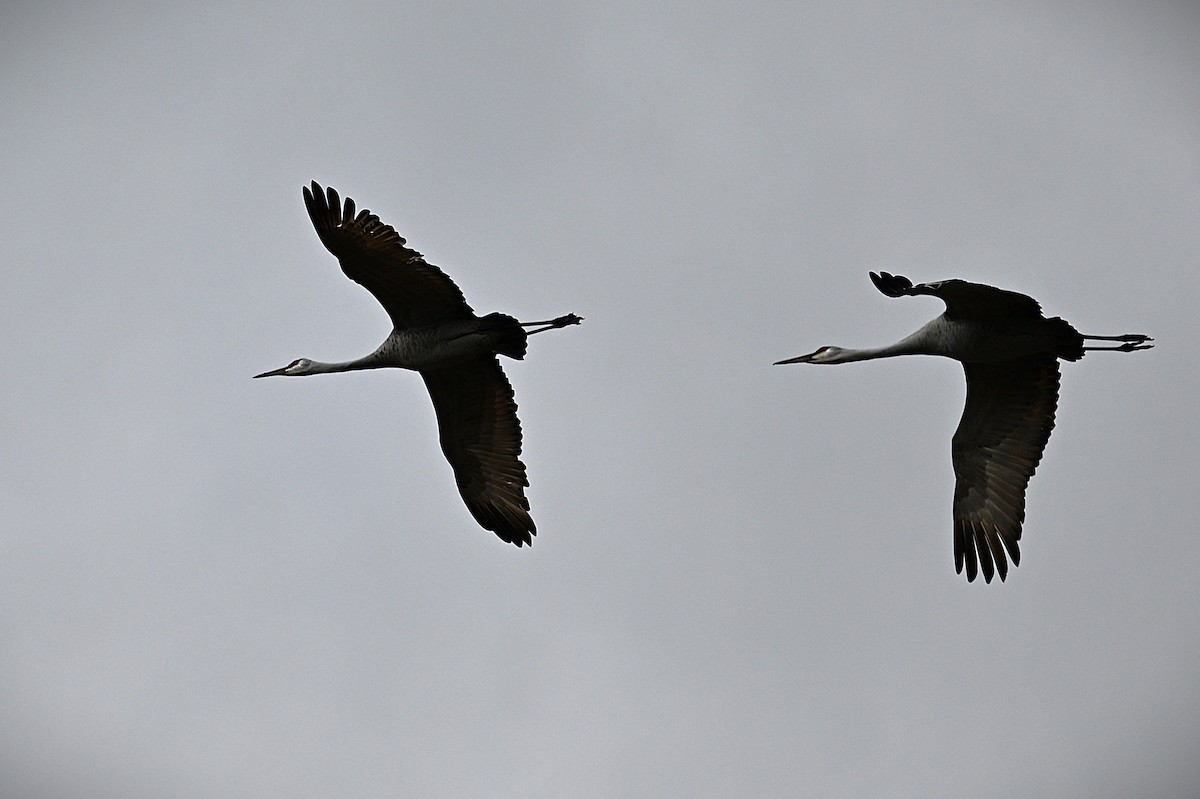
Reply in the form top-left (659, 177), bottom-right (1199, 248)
top-left (521, 313), bottom-right (583, 335)
top-left (1080, 333), bottom-right (1153, 352)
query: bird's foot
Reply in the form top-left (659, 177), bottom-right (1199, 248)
top-left (1113, 334), bottom-right (1153, 352)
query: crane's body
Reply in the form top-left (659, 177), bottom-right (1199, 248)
top-left (255, 182), bottom-right (581, 546)
top-left (256, 312), bottom-right (535, 376)
top-left (809, 314), bottom-right (1083, 364)
top-left (775, 271), bottom-right (1151, 583)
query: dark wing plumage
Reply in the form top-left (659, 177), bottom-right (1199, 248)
top-left (950, 356), bottom-right (1060, 582)
top-left (303, 182), bottom-right (474, 329)
top-left (422, 359), bottom-right (535, 546)
top-left (870, 271), bottom-right (1043, 320)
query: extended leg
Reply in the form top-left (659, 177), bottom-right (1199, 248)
top-left (1081, 333), bottom-right (1153, 342)
top-left (1081, 333), bottom-right (1153, 352)
top-left (522, 313), bottom-right (583, 335)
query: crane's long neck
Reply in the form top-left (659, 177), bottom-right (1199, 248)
top-left (827, 333), bottom-right (936, 363)
top-left (830, 318), bottom-right (952, 362)
top-left (255, 349), bottom-right (393, 380)
top-left (303, 353), bottom-right (388, 374)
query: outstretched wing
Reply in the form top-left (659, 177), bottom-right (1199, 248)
top-left (303, 182), bottom-right (475, 329)
top-left (950, 356), bottom-right (1060, 582)
top-left (870, 271), bottom-right (1043, 320)
top-left (422, 359), bottom-right (536, 546)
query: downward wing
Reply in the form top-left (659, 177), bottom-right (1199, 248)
top-left (303, 182), bottom-right (474, 329)
top-left (422, 359), bottom-right (536, 546)
top-left (870, 271), bottom-right (1043, 320)
top-left (951, 356), bottom-right (1060, 582)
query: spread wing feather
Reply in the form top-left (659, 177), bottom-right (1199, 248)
top-left (303, 182), bottom-right (474, 329)
top-left (951, 356), bottom-right (1060, 582)
top-left (422, 359), bottom-right (536, 546)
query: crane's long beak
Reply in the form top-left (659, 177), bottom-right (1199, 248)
top-left (773, 350), bottom-right (819, 365)
top-left (252, 366), bottom-right (289, 378)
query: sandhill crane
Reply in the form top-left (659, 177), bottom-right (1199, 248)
top-left (774, 271), bottom-right (1151, 583)
top-left (255, 182), bottom-right (581, 546)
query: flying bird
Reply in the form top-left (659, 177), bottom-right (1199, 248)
top-left (774, 272), bottom-right (1151, 583)
top-left (255, 182), bottom-right (581, 546)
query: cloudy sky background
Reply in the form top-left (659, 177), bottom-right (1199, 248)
top-left (3, 1), bottom-right (1198, 796)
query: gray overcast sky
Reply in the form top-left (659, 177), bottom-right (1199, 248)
top-left (3, 1), bottom-right (1198, 797)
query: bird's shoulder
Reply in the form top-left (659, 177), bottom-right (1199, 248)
top-left (929, 279), bottom-right (1043, 319)
top-left (871, 272), bottom-right (1042, 319)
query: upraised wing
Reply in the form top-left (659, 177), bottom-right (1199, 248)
top-left (870, 271), bottom-right (1043, 320)
top-left (303, 182), bottom-right (474, 329)
top-left (950, 355), bottom-right (1060, 582)
top-left (422, 359), bottom-right (536, 546)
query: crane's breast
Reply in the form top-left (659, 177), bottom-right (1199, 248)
top-left (380, 317), bottom-right (525, 370)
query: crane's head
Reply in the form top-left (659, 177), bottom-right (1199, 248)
top-left (253, 358), bottom-right (314, 378)
top-left (773, 346), bottom-right (845, 365)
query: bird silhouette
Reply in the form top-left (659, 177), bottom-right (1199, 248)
top-left (775, 271), bottom-right (1151, 582)
top-left (255, 182), bottom-right (581, 546)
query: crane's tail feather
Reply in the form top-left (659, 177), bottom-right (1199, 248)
top-left (478, 313), bottom-right (528, 360)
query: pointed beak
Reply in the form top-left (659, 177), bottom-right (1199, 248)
top-left (252, 366), bottom-right (289, 379)
top-left (773, 351), bottom-right (819, 365)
